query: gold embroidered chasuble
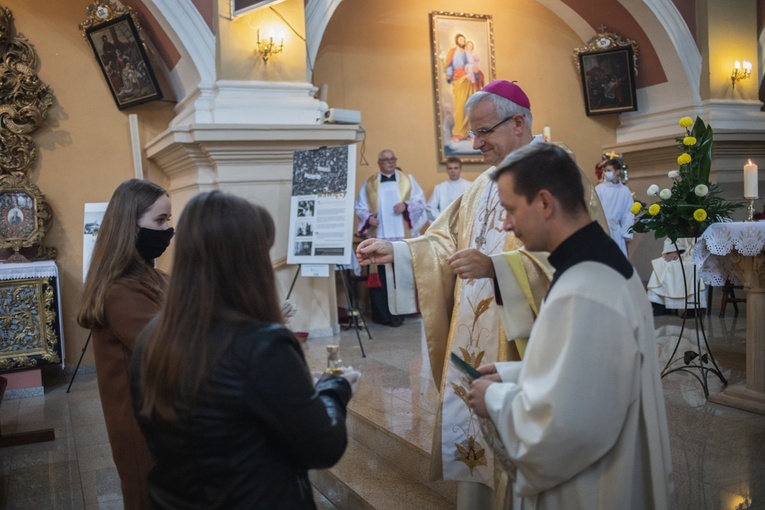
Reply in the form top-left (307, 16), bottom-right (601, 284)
top-left (406, 168), bottom-right (517, 488)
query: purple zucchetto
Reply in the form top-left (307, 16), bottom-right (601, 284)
top-left (482, 80), bottom-right (531, 110)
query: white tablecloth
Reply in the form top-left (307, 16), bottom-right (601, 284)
top-left (692, 222), bottom-right (765, 286)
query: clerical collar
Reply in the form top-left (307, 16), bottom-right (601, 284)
top-left (380, 173), bottom-right (396, 182)
top-left (547, 221), bottom-right (633, 293)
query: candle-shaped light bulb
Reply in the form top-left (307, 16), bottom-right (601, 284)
top-left (734, 60), bottom-right (741, 70)
top-left (743, 60), bottom-right (752, 72)
top-left (279, 31), bottom-right (285, 47)
top-left (268, 29), bottom-right (274, 44)
top-left (744, 159), bottom-right (758, 198)
top-left (257, 29), bottom-right (260, 44)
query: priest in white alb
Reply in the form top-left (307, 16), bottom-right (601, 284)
top-left (468, 143), bottom-right (675, 510)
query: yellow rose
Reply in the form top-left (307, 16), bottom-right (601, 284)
top-left (680, 117), bottom-right (693, 128)
top-left (683, 136), bottom-right (697, 146)
top-left (693, 209), bottom-right (707, 222)
top-left (677, 153), bottom-right (692, 165)
top-left (649, 203), bottom-right (661, 216)
top-left (630, 202), bottom-right (642, 215)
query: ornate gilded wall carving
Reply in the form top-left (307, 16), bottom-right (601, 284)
top-left (0, 6), bottom-right (53, 176)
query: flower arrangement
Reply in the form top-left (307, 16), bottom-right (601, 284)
top-left (630, 116), bottom-right (742, 242)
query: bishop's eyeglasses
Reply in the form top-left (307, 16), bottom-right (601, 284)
top-left (468, 115), bottom-right (517, 139)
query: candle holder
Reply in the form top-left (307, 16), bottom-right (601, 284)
top-left (745, 196), bottom-right (759, 221)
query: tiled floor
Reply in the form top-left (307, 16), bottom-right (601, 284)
top-left (1, 299), bottom-right (764, 509)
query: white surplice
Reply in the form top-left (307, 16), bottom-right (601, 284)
top-left (427, 178), bottom-right (472, 222)
top-left (485, 262), bottom-right (675, 510)
top-left (594, 181), bottom-right (634, 256)
top-left (355, 172), bottom-right (426, 241)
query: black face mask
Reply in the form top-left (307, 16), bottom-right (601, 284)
top-left (136, 227), bottom-right (174, 261)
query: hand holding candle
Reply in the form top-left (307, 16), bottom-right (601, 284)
top-left (543, 126), bottom-right (551, 143)
top-left (744, 159), bottom-right (758, 198)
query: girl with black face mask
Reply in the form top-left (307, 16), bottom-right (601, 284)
top-left (78, 179), bottom-right (173, 510)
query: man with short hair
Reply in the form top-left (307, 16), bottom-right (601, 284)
top-left (468, 144), bottom-right (675, 509)
top-left (355, 149), bottom-right (425, 326)
top-left (426, 156), bottom-right (471, 222)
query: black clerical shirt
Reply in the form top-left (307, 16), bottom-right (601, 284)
top-left (547, 221), bottom-right (633, 294)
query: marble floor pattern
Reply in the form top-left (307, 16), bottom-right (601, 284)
top-left (1, 296), bottom-right (764, 509)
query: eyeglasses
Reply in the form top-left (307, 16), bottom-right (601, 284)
top-left (468, 116), bottom-right (516, 139)
top-left (378, 157), bottom-right (397, 163)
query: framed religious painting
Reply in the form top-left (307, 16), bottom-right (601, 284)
top-left (0, 172), bottom-right (52, 261)
top-left (577, 46), bottom-right (637, 116)
top-left (430, 12), bottom-right (495, 163)
top-left (84, 13), bottom-right (162, 110)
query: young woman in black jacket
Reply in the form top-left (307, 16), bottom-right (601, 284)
top-left (131, 191), bottom-right (353, 509)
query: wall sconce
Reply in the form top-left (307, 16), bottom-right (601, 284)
top-left (256, 29), bottom-right (284, 63)
top-left (731, 60), bottom-right (752, 89)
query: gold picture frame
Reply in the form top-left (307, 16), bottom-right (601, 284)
top-left (0, 172), bottom-right (52, 261)
top-left (430, 11), bottom-right (495, 163)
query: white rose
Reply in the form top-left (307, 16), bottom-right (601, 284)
top-left (659, 188), bottom-right (672, 200)
top-left (647, 184), bottom-right (660, 197)
top-left (668, 170), bottom-right (680, 179)
top-left (695, 184), bottom-right (709, 197)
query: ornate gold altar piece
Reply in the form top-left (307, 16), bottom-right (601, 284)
top-left (0, 267), bottom-right (62, 371)
top-left (0, 7), bottom-right (60, 373)
top-left (0, 8), bottom-right (55, 263)
top-left (0, 6), bottom-right (53, 176)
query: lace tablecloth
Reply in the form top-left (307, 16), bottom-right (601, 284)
top-left (692, 222), bottom-right (765, 286)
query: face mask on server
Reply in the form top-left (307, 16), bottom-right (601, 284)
top-left (603, 170), bottom-right (615, 182)
top-left (136, 227), bottom-right (174, 261)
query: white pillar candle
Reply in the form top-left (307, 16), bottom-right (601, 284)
top-left (744, 159), bottom-right (758, 198)
top-left (543, 125), bottom-right (551, 143)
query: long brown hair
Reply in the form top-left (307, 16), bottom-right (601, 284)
top-left (78, 179), bottom-right (168, 329)
top-left (138, 191), bottom-right (282, 421)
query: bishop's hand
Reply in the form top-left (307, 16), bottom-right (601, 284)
top-left (356, 238), bottom-right (394, 266)
top-left (447, 248), bottom-right (495, 280)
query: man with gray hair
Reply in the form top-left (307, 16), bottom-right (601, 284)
top-left (355, 149), bottom-right (425, 326)
top-left (357, 81), bottom-right (543, 507)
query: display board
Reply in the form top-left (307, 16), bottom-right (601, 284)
top-left (286, 145), bottom-right (356, 265)
top-left (82, 202), bottom-right (107, 283)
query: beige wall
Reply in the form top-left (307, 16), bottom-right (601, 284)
top-left (217, 0), bottom-right (308, 82)
top-left (5, 0), bottom-right (175, 367)
top-left (312, 0), bottom-right (620, 225)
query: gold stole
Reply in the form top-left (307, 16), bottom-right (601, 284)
top-left (364, 170), bottom-right (412, 237)
top-left (501, 250), bottom-right (551, 358)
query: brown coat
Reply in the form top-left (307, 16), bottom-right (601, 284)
top-left (92, 278), bottom-right (163, 510)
